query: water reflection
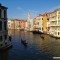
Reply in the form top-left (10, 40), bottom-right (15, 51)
top-left (52, 39), bottom-right (60, 57)
top-left (0, 30), bottom-right (60, 60)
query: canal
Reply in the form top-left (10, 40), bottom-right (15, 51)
top-left (0, 30), bottom-right (60, 60)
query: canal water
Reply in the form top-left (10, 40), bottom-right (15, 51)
top-left (0, 30), bottom-right (60, 60)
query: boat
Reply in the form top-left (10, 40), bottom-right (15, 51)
top-left (9, 36), bottom-right (12, 41)
top-left (40, 35), bottom-right (44, 39)
top-left (21, 39), bottom-right (27, 45)
top-left (32, 30), bottom-right (43, 34)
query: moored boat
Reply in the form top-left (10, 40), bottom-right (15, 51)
top-left (32, 30), bottom-right (43, 34)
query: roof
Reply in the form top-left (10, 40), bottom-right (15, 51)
top-left (8, 19), bottom-right (27, 22)
top-left (54, 8), bottom-right (60, 12)
top-left (0, 3), bottom-right (8, 9)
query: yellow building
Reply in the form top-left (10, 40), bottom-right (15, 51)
top-left (33, 13), bottom-right (49, 33)
top-left (8, 19), bottom-right (15, 29)
top-left (43, 13), bottom-right (49, 33)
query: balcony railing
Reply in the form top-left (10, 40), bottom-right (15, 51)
top-left (49, 24), bottom-right (57, 26)
top-left (50, 19), bottom-right (57, 21)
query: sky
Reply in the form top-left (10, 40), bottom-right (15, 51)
top-left (0, 0), bottom-right (60, 19)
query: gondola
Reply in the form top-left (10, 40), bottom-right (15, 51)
top-left (21, 39), bottom-right (27, 45)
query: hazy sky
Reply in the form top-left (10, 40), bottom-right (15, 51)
top-left (0, 0), bottom-right (60, 19)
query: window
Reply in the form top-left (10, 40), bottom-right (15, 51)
top-left (9, 25), bottom-right (10, 27)
top-left (37, 22), bottom-right (39, 25)
top-left (0, 36), bottom-right (2, 41)
top-left (4, 35), bottom-right (7, 40)
top-left (55, 32), bottom-right (57, 35)
top-left (39, 27), bottom-right (41, 30)
top-left (38, 18), bottom-right (40, 20)
top-left (47, 18), bottom-right (49, 21)
top-left (0, 44), bottom-right (3, 46)
top-left (8, 22), bottom-right (10, 24)
top-left (42, 27), bottom-right (43, 30)
top-left (42, 18), bottom-right (43, 20)
top-left (58, 11), bottom-right (60, 14)
top-left (4, 10), bottom-right (6, 18)
top-left (0, 9), bottom-right (1, 18)
top-left (58, 21), bottom-right (60, 25)
top-left (2, 10), bottom-right (4, 18)
top-left (58, 15), bottom-right (60, 19)
top-left (0, 21), bottom-right (2, 30)
top-left (58, 27), bottom-right (60, 30)
top-left (4, 21), bottom-right (7, 30)
top-left (58, 32), bottom-right (60, 35)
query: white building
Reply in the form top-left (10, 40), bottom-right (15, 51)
top-left (8, 20), bottom-right (12, 29)
top-left (33, 14), bottom-right (43, 32)
top-left (49, 8), bottom-right (60, 37)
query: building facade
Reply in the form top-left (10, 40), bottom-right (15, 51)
top-left (8, 19), bottom-right (15, 29)
top-left (49, 8), bottom-right (60, 37)
top-left (33, 14), bottom-right (43, 32)
top-left (19, 20), bottom-right (27, 29)
top-left (8, 19), bottom-right (27, 30)
top-left (0, 4), bottom-right (11, 49)
top-left (14, 20), bottom-right (20, 29)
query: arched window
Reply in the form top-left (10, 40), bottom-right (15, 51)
top-left (0, 36), bottom-right (2, 41)
top-left (0, 21), bottom-right (2, 30)
top-left (4, 21), bottom-right (7, 30)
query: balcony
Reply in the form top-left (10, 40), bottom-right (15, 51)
top-left (49, 24), bottom-right (60, 27)
top-left (49, 24), bottom-right (57, 26)
top-left (50, 19), bottom-right (57, 22)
